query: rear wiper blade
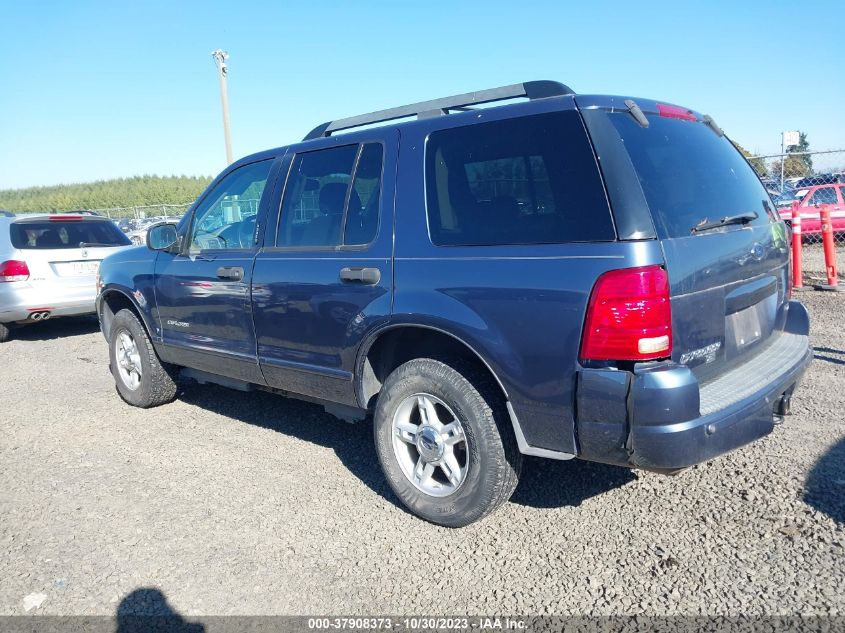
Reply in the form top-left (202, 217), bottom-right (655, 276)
top-left (690, 212), bottom-right (758, 234)
top-left (79, 242), bottom-right (117, 248)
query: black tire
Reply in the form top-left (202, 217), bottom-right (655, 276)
top-left (109, 308), bottom-right (178, 408)
top-left (0, 322), bottom-right (10, 343)
top-left (374, 357), bottom-right (522, 527)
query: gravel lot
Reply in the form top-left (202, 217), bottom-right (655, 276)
top-left (1, 293), bottom-right (843, 618)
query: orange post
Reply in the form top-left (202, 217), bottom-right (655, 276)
top-left (791, 202), bottom-right (802, 289)
top-left (820, 204), bottom-right (838, 287)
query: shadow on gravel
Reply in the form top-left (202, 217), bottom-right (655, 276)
top-left (178, 384), bottom-right (636, 513)
top-left (116, 588), bottom-right (204, 632)
top-left (7, 315), bottom-right (100, 341)
top-left (804, 436), bottom-right (845, 524)
top-left (178, 385), bottom-right (400, 505)
top-left (813, 346), bottom-right (845, 366)
top-left (510, 456), bottom-right (636, 508)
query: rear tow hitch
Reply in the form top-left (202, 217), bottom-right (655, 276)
top-left (773, 392), bottom-right (792, 424)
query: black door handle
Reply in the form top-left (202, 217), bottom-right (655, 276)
top-left (339, 267), bottom-right (380, 285)
top-left (217, 266), bottom-right (244, 281)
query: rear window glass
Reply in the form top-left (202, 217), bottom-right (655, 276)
top-left (601, 113), bottom-right (774, 238)
top-left (425, 111), bottom-right (615, 246)
top-left (10, 220), bottom-right (132, 249)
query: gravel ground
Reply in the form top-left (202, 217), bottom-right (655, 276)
top-left (0, 295), bottom-right (843, 618)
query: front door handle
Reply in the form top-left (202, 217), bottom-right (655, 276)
top-left (339, 267), bottom-right (380, 285)
top-left (217, 266), bottom-right (244, 281)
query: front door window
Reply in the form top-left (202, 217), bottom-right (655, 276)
top-left (188, 159), bottom-right (274, 252)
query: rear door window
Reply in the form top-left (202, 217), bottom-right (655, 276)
top-left (276, 142), bottom-right (384, 248)
top-left (345, 143), bottom-right (384, 245)
top-left (596, 113), bottom-right (774, 239)
top-left (10, 220), bottom-right (131, 249)
top-left (425, 112), bottom-right (615, 246)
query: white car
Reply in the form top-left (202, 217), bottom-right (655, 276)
top-left (0, 213), bottom-right (133, 342)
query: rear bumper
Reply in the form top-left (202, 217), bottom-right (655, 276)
top-left (577, 300), bottom-right (812, 470)
top-left (0, 282), bottom-right (96, 323)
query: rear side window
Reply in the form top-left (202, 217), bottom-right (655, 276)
top-left (10, 220), bottom-right (131, 249)
top-left (599, 113), bottom-right (774, 238)
top-left (425, 111), bottom-right (614, 246)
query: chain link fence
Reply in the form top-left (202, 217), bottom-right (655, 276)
top-left (86, 202), bottom-right (193, 220)
top-left (748, 149), bottom-right (845, 285)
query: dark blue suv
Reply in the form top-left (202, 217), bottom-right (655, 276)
top-left (96, 81), bottom-right (812, 526)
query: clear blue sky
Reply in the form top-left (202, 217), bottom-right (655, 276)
top-left (1, 0), bottom-right (843, 190)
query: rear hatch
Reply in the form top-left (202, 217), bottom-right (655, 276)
top-left (9, 216), bottom-right (132, 288)
top-left (579, 97), bottom-right (790, 382)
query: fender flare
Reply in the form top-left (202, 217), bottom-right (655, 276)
top-left (354, 322), bottom-right (511, 405)
top-left (97, 285), bottom-right (157, 342)
top-left (354, 322), bottom-right (575, 461)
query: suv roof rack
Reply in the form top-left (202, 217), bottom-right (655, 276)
top-left (304, 80), bottom-right (574, 141)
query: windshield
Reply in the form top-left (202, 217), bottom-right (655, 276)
top-left (10, 220), bottom-right (132, 249)
top-left (598, 112), bottom-right (775, 238)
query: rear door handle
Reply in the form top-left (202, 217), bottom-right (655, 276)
top-left (217, 266), bottom-right (244, 281)
top-left (339, 267), bottom-right (380, 285)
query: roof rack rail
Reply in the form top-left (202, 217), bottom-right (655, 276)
top-left (304, 80), bottom-right (574, 141)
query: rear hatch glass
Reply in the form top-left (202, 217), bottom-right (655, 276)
top-left (580, 100), bottom-right (790, 380)
top-left (602, 114), bottom-right (776, 239)
top-left (10, 219), bottom-right (131, 250)
top-left (9, 219), bottom-right (131, 282)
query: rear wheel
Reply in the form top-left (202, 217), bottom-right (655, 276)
top-left (373, 357), bottom-right (521, 527)
top-left (109, 309), bottom-right (178, 408)
top-left (0, 323), bottom-right (10, 343)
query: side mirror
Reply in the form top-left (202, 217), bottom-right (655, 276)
top-left (147, 223), bottom-right (179, 251)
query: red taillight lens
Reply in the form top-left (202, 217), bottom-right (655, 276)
top-left (0, 259), bottom-right (30, 282)
top-left (580, 266), bottom-right (672, 362)
top-left (50, 215), bottom-right (83, 221)
top-left (657, 103), bottom-right (697, 121)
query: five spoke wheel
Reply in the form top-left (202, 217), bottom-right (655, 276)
top-left (392, 393), bottom-right (468, 497)
top-left (115, 330), bottom-right (142, 391)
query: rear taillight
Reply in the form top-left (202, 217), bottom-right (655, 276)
top-left (0, 260), bottom-right (30, 282)
top-left (580, 265), bottom-right (672, 362)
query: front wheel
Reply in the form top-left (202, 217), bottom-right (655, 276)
top-left (373, 357), bottom-right (522, 527)
top-left (0, 322), bottom-right (10, 343)
top-left (109, 309), bottom-right (178, 408)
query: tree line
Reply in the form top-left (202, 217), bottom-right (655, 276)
top-left (0, 175), bottom-right (212, 212)
top-left (733, 132), bottom-right (814, 179)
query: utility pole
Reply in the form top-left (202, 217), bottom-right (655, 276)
top-left (211, 49), bottom-right (233, 165)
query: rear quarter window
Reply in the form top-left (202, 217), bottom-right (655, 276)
top-left (10, 220), bottom-right (131, 249)
top-left (425, 111), bottom-right (615, 246)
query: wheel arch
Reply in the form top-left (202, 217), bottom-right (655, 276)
top-left (356, 323), bottom-right (577, 461)
top-left (355, 323), bottom-right (511, 410)
top-left (98, 287), bottom-right (155, 342)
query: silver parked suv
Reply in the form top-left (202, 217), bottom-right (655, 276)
top-left (0, 213), bottom-right (132, 342)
